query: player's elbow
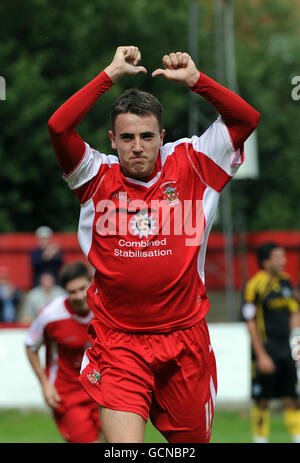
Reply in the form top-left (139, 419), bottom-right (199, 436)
top-left (248, 108), bottom-right (261, 132)
top-left (48, 113), bottom-right (64, 136)
top-left (241, 108), bottom-right (261, 142)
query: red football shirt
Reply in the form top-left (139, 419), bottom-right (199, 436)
top-left (48, 71), bottom-right (260, 333)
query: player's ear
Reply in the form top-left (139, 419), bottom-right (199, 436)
top-left (108, 130), bottom-right (117, 150)
top-left (160, 129), bottom-right (166, 146)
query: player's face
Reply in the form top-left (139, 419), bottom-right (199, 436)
top-left (265, 247), bottom-right (286, 275)
top-left (65, 277), bottom-right (91, 315)
top-left (109, 113), bottom-right (165, 180)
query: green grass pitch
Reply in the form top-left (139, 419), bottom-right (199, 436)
top-left (0, 408), bottom-right (293, 443)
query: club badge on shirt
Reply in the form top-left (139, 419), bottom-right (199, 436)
top-left (161, 181), bottom-right (180, 205)
top-left (87, 369), bottom-right (101, 385)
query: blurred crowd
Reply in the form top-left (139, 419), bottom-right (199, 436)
top-left (0, 225), bottom-right (65, 325)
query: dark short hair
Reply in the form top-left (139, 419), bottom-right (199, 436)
top-left (256, 242), bottom-right (281, 269)
top-left (110, 88), bottom-right (163, 132)
top-left (59, 261), bottom-right (91, 288)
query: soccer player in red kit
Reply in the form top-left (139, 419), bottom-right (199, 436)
top-left (48, 46), bottom-right (260, 443)
top-left (25, 261), bottom-right (101, 443)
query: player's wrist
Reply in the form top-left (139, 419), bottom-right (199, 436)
top-left (256, 350), bottom-right (269, 361)
top-left (104, 64), bottom-right (124, 83)
top-left (40, 377), bottom-right (50, 388)
top-left (186, 70), bottom-right (201, 88)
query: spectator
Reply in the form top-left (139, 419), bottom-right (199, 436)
top-left (30, 226), bottom-right (64, 287)
top-left (20, 272), bottom-right (65, 325)
top-left (0, 266), bottom-right (22, 322)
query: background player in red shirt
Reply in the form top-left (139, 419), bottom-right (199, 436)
top-left (48, 46), bottom-right (260, 443)
top-left (25, 261), bottom-right (101, 443)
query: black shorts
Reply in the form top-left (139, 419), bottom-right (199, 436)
top-left (251, 342), bottom-right (299, 400)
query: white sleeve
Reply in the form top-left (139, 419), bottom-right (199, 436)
top-left (63, 142), bottom-right (119, 190)
top-left (25, 314), bottom-right (46, 352)
top-left (191, 116), bottom-right (244, 177)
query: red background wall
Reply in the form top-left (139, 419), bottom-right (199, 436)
top-left (0, 231), bottom-right (299, 291)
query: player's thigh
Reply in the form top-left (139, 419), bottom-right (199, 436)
top-left (54, 403), bottom-right (100, 443)
top-left (100, 407), bottom-right (146, 443)
top-left (80, 322), bottom-right (154, 422)
top-left (151, 321), bottom-right (217, 443)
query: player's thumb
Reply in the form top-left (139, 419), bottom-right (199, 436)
top-left (134, 66), bottom-right (147, 75)
top-left (152, 69), bottom-right (166, 78)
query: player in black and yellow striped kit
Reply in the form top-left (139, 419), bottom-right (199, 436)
top-left (241, 242), bottom-right (300, 443)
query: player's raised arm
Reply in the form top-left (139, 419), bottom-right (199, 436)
top-left (152, 51), bottom-right (260, 150)
top-left (48, 46), bottom-right (146, 175)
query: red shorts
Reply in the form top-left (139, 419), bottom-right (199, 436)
top-left (80, 318), bottom-right (217, 443)
top-left (53, 400), bottom-right (100, 443)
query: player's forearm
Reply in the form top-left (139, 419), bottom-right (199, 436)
top-left (191, 73), bottom-right (260, 149)
top-left (246, 320), bottom-right (267, 358)
top-left (48, 71), bottom-right (114, 174)
top-left (48, 71), bottom-right (113, 134)
top-left (290, 311), bottom-right (300, 332)
top-left (26, 346), bottom-right (48, 387)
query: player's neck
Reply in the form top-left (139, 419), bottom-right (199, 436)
top-left (263, 269), bottom-right (280, 279)
top-left (66, 298), bottom-right (90, 317)
top-left (72, 305), bottom-right (90, 316)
